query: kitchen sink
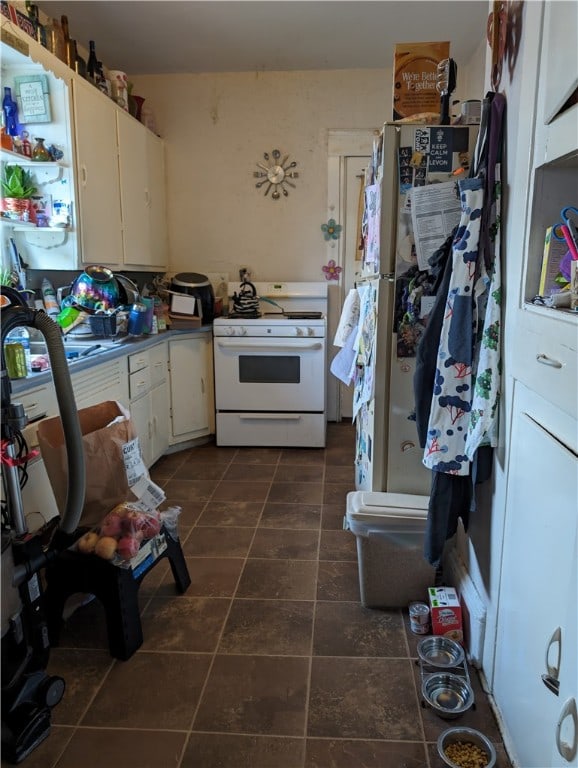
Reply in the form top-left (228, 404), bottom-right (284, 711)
top-left (29, 341), bottom-right (110, 365)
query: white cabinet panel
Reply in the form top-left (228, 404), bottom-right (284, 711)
top-left (169, 334), bottom-right (214, 443)
top-left (494, 383), bottom-right (578, 767)
top-left (128, 341), bottom-right (169, 467)
top-left (72, 78), bottom-right (123, 267)
top-left (117, 110), bottom-right (168, 270)
top-left (117, 109), bottom-right (149, 267)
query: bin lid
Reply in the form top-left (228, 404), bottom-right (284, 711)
top-left (347, 491), bottom-right (429, 514)
top-left (345, 491), bottom-right (429, 536)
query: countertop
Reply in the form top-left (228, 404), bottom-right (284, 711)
top-left (8, 327), bottom-right (213, 396)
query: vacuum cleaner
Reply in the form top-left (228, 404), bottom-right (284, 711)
top-left (1, 286), bottom-right (85, 764)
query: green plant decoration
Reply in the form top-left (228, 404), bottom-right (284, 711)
top-left (1, 165), bottom-right (37, 199)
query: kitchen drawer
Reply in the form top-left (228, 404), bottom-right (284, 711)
top-left (14, 385), bottom-right (56, 423)
top-left (512, 313), bottom-right (577, 420)
top-left (148, 342), bottom-right (167, 387)
top-left (129, 366), bottom-right (152, 400)
top-left (128, 349), bottom-right (150, 374)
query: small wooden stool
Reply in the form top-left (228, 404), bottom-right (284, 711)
top-left (44, 528), bottom-right (190, 661)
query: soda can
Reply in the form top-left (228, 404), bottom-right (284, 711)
top-left (409, 601), bottom-right (430, 634)
top-left (5, 342), bottom-right (27, 379)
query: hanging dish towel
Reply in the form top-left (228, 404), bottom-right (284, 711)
top-left (333, 288), bottom-right (360, 347)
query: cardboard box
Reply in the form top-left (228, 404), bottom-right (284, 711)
top-left (393, 41), bottom-right (450, 121)
top-left (428, 586), bottom-right (463, 644)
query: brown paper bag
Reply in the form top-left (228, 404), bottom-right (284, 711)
top-left (37, 401), bottom-right (137, 529)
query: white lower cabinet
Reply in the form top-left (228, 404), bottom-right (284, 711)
top-left (169, 333), bottom-right (215, 444)
top-left (128, 342), bottom-right (169, 467)
top-left (493, 382), bottom-right (578, 767)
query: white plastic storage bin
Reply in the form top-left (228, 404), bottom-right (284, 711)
top-left (345, 491), bottom-right (435, 608)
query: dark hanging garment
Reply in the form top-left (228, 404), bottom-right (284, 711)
top-left (413, 229), bottom-right (457, 448)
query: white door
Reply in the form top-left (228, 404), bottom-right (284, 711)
top-left (339, 156), bottom-right (368, 420)
top-left (326, 129), bottom-right (375, 421)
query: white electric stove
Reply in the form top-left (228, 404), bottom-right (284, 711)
top-left (213, 282), bottom-right (328, 447)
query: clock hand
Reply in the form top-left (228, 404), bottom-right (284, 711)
top-left (264, 183), bottom-right (272, 196)
top-left (257, 162), bottom-right (270, 172)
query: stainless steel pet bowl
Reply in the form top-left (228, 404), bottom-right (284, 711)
top-left (422, 673), bottom-right (474, 719)
top-left (417, 636), bottom-right (465, 668)
top-left (437, 726), bottom-right (497, 767)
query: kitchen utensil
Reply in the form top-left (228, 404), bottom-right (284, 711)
top-left (437, 727), bottom-right (497, 768)
top-left (114, 273), bottom-right (140, 305)
top-left (69, 265), bottom-right (119, 312)
top-left (170, 272), bottom-right (215, 322)
top-left (231, 280), bottom-right (260, 316)
top-left (422, 672), bottom-right (474, 719)
top-left (79, 344), bottom-right (102, 358)
top-left (259, 294), bottom-right (323, 319)
top-left (89, 313), bottom-right (117, 338)
top-left (417, 636), bottom-right (465, 668)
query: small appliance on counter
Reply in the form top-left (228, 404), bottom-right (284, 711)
top-left (169, 273), bottom-right (215, 323)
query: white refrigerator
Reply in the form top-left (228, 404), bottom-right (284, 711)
top-left (351, 123), bottom-right (479, 493)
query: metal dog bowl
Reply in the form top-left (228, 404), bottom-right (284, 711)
top-left (437, 726), bottom-right (497, 767)
top-left (422, 673), bottom-right (474, 719)
top-left (417, 636), bottom-right (465, 668)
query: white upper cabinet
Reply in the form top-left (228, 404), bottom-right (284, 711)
top-left (71, 77), bottom-right (123, 267)
top-left (1, 17), bottom-right (167, 273)
top-left (117, 110), bottom-right (167, 270)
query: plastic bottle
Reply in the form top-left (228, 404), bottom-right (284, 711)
top-left (5, 327), bottom-right (31, 375)
top-left (41, 278), bottom-right (60, 318)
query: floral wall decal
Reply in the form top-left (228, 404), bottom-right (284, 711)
top-left (321, 218), bottom-right (342, 241)
top-left (322, 259), bottom-right (343, 281)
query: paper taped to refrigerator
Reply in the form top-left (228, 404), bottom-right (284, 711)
top-left (410, 181), bottom-right (461, 270)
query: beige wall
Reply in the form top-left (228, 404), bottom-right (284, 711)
top-left (132, 63), bottom-right (482, 283)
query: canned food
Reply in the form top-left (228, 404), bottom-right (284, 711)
top-left (5, 342), bottom-right (27, 379)
top-left (409, 601), bottom-right (431, 635)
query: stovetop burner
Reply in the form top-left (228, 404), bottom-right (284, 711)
top-left (228, 311), bottom-right (262, 319)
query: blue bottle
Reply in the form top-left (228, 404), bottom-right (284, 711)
top-left (2, 87), bottom-right (20, 137)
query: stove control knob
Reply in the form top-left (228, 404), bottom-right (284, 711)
top-left (295, 326), bottom-right (304, 336)
top-left (239, 326), bottom-right (247, 336)
top-left (225, 326), bottom-right (236, 336)
top-left (307, 327), bottom-right (315, 337)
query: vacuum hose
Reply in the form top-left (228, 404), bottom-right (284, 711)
top-left (1, 293), bottom-right (85, 536)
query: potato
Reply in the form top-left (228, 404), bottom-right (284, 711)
top-left (94, 536), bottom-right (118, 560)
top-left (77, 531), bottom-right (99, 554)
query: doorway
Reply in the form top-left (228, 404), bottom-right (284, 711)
top-left (325, 130), bottom-right (375, 421)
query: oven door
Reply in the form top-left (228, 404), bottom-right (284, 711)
top-left (214, 336), bottom-right (326, 412)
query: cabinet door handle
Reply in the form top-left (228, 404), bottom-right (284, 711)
top-left (556, 698), bottom-right (577, 762)
top-left (81, 164), bottom-right (87, 186)
top-left (200, 377), bottom-right (205, 394)
top-left (536, 353), bottom-right (563, 369)
top-left (144, 188), bottom-right (151, 207)
top-left (544, 626), bottom-right (562, 693)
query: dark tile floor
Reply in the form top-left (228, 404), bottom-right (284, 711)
top-left (7, 423), bottom-right (511, 768)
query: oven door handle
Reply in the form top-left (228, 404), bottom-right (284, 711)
top-left (216, 340), bottom-right (323, 351)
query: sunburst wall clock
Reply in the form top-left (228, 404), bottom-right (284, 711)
top-left (253, 149), bottom-right (299, 200)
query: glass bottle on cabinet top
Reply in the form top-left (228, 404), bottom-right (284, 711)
top-left (87, 40), bottom-right (98, 84)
